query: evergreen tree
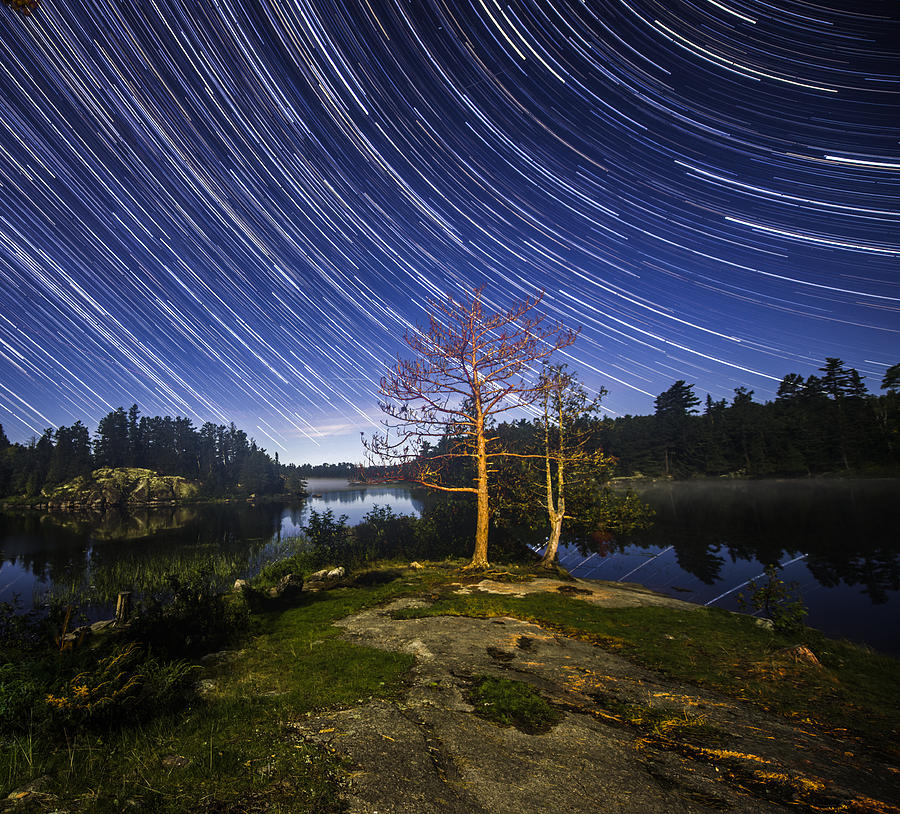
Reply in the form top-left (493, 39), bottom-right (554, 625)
top-left (820, 358), bottom-right (855, 401)
top-left (127, 404), bottom-right (142, 466)
top-left (776, 373), bottom-right (805, 402)
top-left (881, 364), bottom-right (900, 394)
top-left (94, 408), bottom-right (130, 467)
top-left (653, 381), bottom-right (701, 476)
top-left (0, 423), bottom-right (10, 496)
top-left (47, 421), bottom-right (91, 484)
top-left (701, 394), bottom-right (730, 474)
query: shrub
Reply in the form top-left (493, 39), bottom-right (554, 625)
top-left (44, 643), bottom-right (195, 730)
top-left (303, 509), bottom-right (352, 553)
top-left (0, 596), bottom-right (45, 650)
top-left (354, 504), bottom-right (419, 561)
top-left (129, 570), bottom-right (249, 659)
top-left (737, 564), bottom-right (808, 634)
top-left (0, 662), bottom-right (46, 732)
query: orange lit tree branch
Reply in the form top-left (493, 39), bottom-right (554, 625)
top-left (364, 287), bottom-right (578, 568)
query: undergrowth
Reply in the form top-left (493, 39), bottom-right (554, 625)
top-left (0, 564), bottom-right (435, 811)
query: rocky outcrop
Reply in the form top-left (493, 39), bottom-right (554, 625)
top-left (306, 566), bottom-right (346, 585)
top-left (41, 467), bottom-right (200, 510)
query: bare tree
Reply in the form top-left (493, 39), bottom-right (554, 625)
top-left (365, 287), bottom-right (577, 569)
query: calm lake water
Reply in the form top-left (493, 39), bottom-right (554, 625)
top-left (1, 478), bottom-right (896, 654)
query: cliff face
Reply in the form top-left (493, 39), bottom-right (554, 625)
top-left (41, 467), bottom-right (200, 509)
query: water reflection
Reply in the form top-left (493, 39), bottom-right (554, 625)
top-left (558, 479), bottom-right (899, 653)
top-left (283, 480), bottom-right (425, 532)
top-left (1, 478), bottom-right (896, 652)
top-left (625, 480), bottom-right (897, 601)
top-left (0, 480), bottom-right (425, 611)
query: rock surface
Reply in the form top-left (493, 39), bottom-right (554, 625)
top-left (268, 573), bottom-right (304, 602)
top-left (289, 586), bottom-right (900, 814)
top-left (40, 467), bottom-right (200, 510)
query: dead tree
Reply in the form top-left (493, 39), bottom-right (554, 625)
top-left (365, 287), bottom-right (577, 569)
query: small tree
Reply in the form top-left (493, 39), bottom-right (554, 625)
top-left (365, 288), bottom-right (577, 569)
top-left (537, 366), bottom-right (610, 568)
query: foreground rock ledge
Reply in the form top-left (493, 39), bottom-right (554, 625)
top-left (290, 591), bottom-right (899, 814)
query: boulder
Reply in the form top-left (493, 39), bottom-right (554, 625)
top-left (130, 479), bottom-right (150, 503)
top-left (149, 478), bottom-right (173, 502)
top-left (779, 644), bottom-right (822, 668)
top-left (268, 573), bottom-right (304, 602)
top-left (409, 561), bottom-right (425, 570)
top-left (307, 568), bottom-right (329, 582)
top-left (326, 567), bottom-right (345, 580)
top-left (40, 467), bottom-right (200, 509)
top-left (174, 479), bottom-right (197, 500)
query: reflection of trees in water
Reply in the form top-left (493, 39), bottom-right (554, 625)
top-left (673, 545), bottom-right (725, 585)
top-left (0, 503), bottom-right (286, 606)
top-left (1, 511), bottom-right (92, 590)
top-left (616, 480), bottom-right (898, 599)
top-left (314, 487), bottom-right (425, 513)
top-left (806, 550), bottom-right (899, 605)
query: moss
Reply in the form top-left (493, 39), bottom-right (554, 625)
top-left (467, 675), bottom-right (562, 734)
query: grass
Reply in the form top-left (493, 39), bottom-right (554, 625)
top-left (466, 675), bottom-right (562, 734)
top-left (37, 537), bottom-right (308, 609)
top-left (4, 558), bottom-right (899, 811)
top-left (0, 565), bottom-right (447, 812)
top-left (393, 588), bottom-right (900, 753)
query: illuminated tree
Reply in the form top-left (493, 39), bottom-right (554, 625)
top-left (365, 287), bottom-right (577, 569)
top-left (537, 366), bottom-right (613, 567)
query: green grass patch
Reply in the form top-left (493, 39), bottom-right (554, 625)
top-left (0, 566), bottom-right (448, 811)
top-left (394, 590), bottom-right (900, 751)
top-left (467, 675), bottom-right (562, 734)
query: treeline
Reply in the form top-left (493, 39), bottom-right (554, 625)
top-left (0, 406), bottom-right (306, 499)
top-left (296, 462), bottom-right (357, 479)
top-left (596, 359), bottom-right (900, 478)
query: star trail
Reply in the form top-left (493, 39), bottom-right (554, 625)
top-left (0, 0), bottom-right (897, 462)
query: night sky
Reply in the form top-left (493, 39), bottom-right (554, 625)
top-left (1, 0), bottom-right (897, 464)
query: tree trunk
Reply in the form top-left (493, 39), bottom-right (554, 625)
top-left (468, 413), bottom-right (490, 569)
top-left (541, 512), bottom-right (563, 567)
top-left (541, 391), bottom-right (565, 569)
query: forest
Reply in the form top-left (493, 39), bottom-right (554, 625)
top-left (1, 357), bottom-right (897, 504)
top-left (592, 358), bottom-right (900, 479)
top-left (375, 357), bottom-right (900, 495)
top-left (295, 461), bottom-right (358, 479)
top-left (0, 406), bottom-right (306, 499)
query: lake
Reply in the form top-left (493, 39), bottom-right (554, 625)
top-left (0, 479), bottom-right (424, 613)
top-left (1, 478), bottom-right (896, 654)
top-left (555, 479), bottom-right (899, 654)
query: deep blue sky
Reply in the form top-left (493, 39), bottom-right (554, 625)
top-left (1, 0), bottom-right (897, 463)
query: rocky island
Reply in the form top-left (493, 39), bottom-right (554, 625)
top-left (37, 467), bottom-right (200, 510)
